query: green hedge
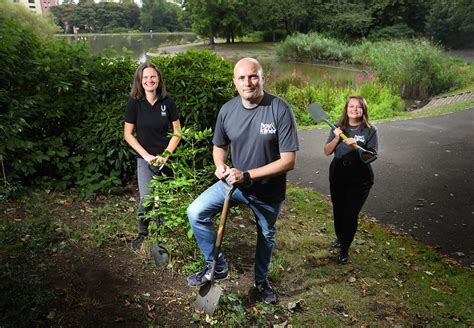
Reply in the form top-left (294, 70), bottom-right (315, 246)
top-left (0, 17), bottom-right (235, 197)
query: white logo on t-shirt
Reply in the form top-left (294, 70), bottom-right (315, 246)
top-left (161, 105), bottom-right (167, 117)
top-left (260, 122), bottom-right (276, 135)
top-left (354, 135), bottom-right (365, 143)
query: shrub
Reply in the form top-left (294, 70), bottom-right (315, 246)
top-left (152, 50), bottom-right (235, 131)
top-left (144, 127), bottom-right (215, 246)
top-left (280, 74), bottom-right (404, 127)
top-left (277, 33), bottom-right (353, 63)
top-left (0, 18), bottom-right (235, 197)
top-left (353, 39), bottom-right (462, 98)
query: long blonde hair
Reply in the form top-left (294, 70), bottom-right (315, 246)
top-left (130, 62), bottom-right (167, 100)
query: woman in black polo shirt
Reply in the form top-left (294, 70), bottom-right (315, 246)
top-left (124, 62), bottom-right (181, 251)
top-left (323, 95), bottom-right (378, 264)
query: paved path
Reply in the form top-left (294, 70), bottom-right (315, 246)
top-left (288, 109), bottom-right (474, 266)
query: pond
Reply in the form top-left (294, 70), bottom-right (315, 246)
top-left (58, 33), bottom-right (362, 86)
top-left (59, 33), bottom-right (198, 62)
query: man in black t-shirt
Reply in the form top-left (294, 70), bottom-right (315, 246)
top-left (186, 58), bottom-right (299, 304)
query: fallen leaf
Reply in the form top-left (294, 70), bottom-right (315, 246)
top-left (47, 311), bottom-right (55, 320)
top-left (287, 299), bottom-right (305, 312)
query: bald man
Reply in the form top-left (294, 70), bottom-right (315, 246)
top-left (186, 58), bottom-right (299, 304)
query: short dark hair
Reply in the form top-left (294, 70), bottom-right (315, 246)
top-left (130, 62), bottom-right (167, 100)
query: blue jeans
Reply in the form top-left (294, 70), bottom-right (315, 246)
top-left (187, 180), bottom-right (284, 283)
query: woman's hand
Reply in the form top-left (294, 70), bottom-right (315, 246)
top-left (143, 154), bottom-right (157, 164)
top-left (155, 155), bottom-right (168, 164)
top-left (344, 138), bottom-right (357, 145)
top-left (333, 128), bottom-right (342, 140)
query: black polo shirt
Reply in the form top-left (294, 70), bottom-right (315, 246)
top-left (125, 96), bottom-right (179, 157)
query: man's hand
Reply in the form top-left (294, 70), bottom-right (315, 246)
top-left (224, 168), bottom-right (245, 185)
top-left (215, 164), bottom-right (231, 180)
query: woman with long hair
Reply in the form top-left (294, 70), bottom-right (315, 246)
top-left (323, 95), bottom-right (378, 264)
top-left (124, 62), bottom-right (181, 250)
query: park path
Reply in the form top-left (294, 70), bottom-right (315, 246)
top-left (422, 91), bottom-right (474, 108)
top-left (288, 108), bottom-right (474, 267)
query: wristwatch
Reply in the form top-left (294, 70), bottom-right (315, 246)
top-left (242, 171), bottom-right (252, 188)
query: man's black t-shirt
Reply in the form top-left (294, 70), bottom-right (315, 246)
top-left (125, 96), bottom-right (179, 157)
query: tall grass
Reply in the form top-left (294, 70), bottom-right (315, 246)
top-left (277, 32), bottom-right (353, 62)
top-left (278, 34), bottom-right (467, 99)
top-left (353, 39), bottom-right (462, 98)
top-left (273, 74), bottom-right (404, 126)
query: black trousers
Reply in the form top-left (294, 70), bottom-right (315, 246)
top-left (329, 158), bottom-right (374, 252)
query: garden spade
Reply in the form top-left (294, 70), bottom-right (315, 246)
top-left (308, 103), bottom-right (377, 164)
top-left (192, 179), bottom-right (235, 316)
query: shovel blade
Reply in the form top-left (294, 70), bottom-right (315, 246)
top-left (308, 103), bottom-right (329, 124)
top-left (192, 282), bottom-right (222, 316)
top-left (359, 149), bottom-right (377, 164)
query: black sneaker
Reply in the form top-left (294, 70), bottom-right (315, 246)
top-left (131, 234), bottom-right (146, 251)
top-left (187, 264), bottom-right (228, 287)
top-left (337, 250), bottom-right (350, 264)
top-left (255, 280), bottom-right (277, 304)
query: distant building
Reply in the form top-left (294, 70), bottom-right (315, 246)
top-left (13, 0), bottom-right (58, 14)
top-left (17, 0), bottom-right (42, 14)
top-left (40, 0), bottom-right (59, 12)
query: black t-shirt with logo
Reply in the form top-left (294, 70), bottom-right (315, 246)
top-left (213, 92), bottom-right (299, 202)
top-left (125, 96), bottom-right (179, 157)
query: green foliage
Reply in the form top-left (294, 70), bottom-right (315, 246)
top-left (353, 39), bottom-right (463, 98)
top-left (277, 33), bottom-right (353, 62)
top-left (0, 17), bottom-right (138, 196)
top-left (279, 74), bottom-right (404, 126)
top-left (144, 127), bottom-right (215, 242)
top-left (140, 0), bottom-right (182, 33)
top-left (51, 1), bottom-right (141, 34)
top-left (0, 0), bottom-right (59, 40)
top-left (367, 23), bottom-right (415, 41)
top-left (279, 33), bottom-right (465, 99)
top-left (261, 29), bottom-right (287, 42)
top-left (425, 0), bottom-right (474, 48)
top-left (1, 16), bottom-right (236, 197)
top-left (151, 50), bottom-right (235, 130)
top-left (183, 0), bottom-right (249, 43)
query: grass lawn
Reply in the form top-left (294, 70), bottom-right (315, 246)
top-left (1, 184), bottom-right (472, 326)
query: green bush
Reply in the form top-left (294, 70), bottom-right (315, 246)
top-left (280, 74), bottom-right (404, 126)
top-left (144, 127), bottom-right (215, 246)
top-left (353, 39), bottom-right (462, 98)
top-left (152, 50), bottom-right (235, 131)
top-left (277, 33), bottom-right (353, 62)
top-left (0, 17), bottom-right (235, 197)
